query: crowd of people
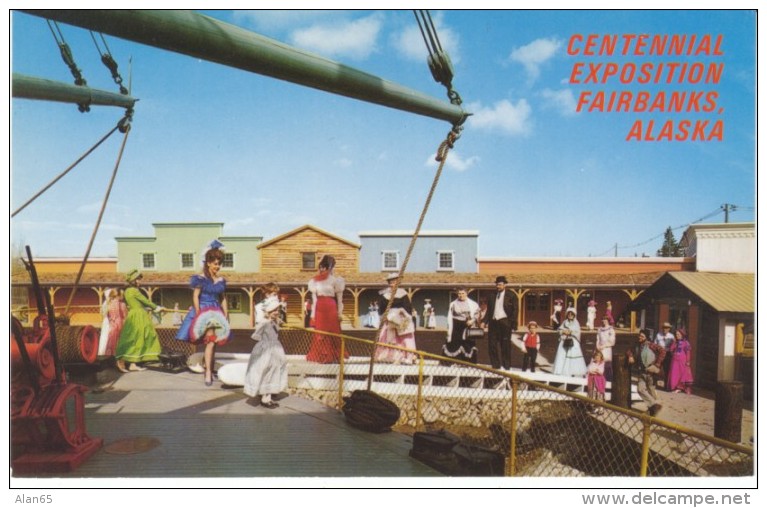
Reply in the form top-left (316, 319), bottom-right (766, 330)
top-left (98, 246), bottom-right (694, 416)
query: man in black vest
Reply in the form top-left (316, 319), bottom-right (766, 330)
top-left (484, 275), bottom-right (517, 370)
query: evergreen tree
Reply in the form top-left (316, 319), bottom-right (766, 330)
top-left (656, 226), bottom-right (681, 257)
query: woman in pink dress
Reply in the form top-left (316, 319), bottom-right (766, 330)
top-left (667, 328), bottom-right (694, 394)
top-left (104, 289), bottom-right (126, 356)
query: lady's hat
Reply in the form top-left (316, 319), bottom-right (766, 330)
top-left (566, 307), bottom-right (577, 316)
top-left (662, 322), bottom-right (672, 329)
top-left (424, 298), bottom-right (431, 302)
top-left (588, 299), bottom-right (597, 306)
top-left (386, 272), bottom-right (401, 281)
top-left (125, 269), bottom-right (142, 283)
top-left (201, 239), bottom-right (226, 266)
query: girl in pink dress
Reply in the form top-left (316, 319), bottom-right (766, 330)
top-left (587, 351), bottom-right (607, 414)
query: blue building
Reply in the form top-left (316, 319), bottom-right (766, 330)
top-left (357, 230), bottom-right (479, 329)
top-left (358, 230), bottom-right (479, 274)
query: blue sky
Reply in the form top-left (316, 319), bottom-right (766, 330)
top-left (9, 9), bottom-right (757, 260)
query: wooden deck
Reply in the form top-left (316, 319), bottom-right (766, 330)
top-left (10, 366), bottom-right (442, 484)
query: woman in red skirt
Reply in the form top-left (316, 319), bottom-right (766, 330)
top-left (306, 255), bottom-right (349, 363)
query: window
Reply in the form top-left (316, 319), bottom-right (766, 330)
top-left (382, 250), bottom-right (400, 270)
top-left (222, 252), bottom-right (234, 269)
top-left (180, 252), bottom-right (194, 269)
top-left (525, 292), bottom-right (539, 311)
top-left (225, 292), bottom-right (242, 312)
top-left (301, 252), bottom-right (316, 270)
top-left (538, 292), bottom-right (551, 312)
top-left (437, 251), bottom-right (455, 271)
top-left (142, 253), bottom-right (155, 269)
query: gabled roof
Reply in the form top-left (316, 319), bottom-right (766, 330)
top-left (667, 272), bottom-right (754, 313)
top-left (257, 224), bottom-right (360, 249)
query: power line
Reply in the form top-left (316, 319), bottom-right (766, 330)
top-left (591, 205), bottom-right (745, 256)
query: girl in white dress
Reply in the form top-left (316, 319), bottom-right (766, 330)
top-left (244, 300), bottom-right (288, 409)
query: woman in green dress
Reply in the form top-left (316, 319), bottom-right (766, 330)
top-left (116, 269), bottom-right (164, 372)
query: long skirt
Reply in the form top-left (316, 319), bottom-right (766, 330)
top-left (374, 309), bottom-right (417, 364)
top-left (588, 373), bottom-right (606, 399)
top-left (116, 309), bottom-right (161, 363)
top-left (243, 338), bottom-right (288, 397)
top-left (667, 353), bottom-right (694, 391)
top-left (552, 339), bottom-right (587, 377)
top-left (104, 317), bottom-right (124, 356)
top-left (442, 319), bottom-right (477, 363)
top-left (98, 316), bottom-right (110, 356)
top-left (306, 296), bottom-right (349, 363)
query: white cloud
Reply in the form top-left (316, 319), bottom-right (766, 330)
top-left (509, 38), bottom-right (562, 82)
top-left (425, 151), bottom-right (480, 172)
top-left (467, 99), bottom-right (532, 136)
top-left (334, 158), bottom-right (353, 168)
top-left (540, 88), bottom-right (578, 116)
top-left (290, 14), bottom-right (382, 60)
top-left (392, 13), bottom-right (460, 63)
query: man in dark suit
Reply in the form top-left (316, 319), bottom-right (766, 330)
top-left (484, 275), bottom-right (518, 370)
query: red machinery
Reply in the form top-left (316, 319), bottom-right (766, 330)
top-left (11, 247), bottom-right (102, 474)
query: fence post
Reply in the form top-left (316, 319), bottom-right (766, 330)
top-left (506, 378), bottom-right (519, 476)
top-left (639, 418), bottom-right (652, 476)
top-left (715, 381), bottom-right (743, 443)
top-left (337, 336), bottom-right (345, 410)
top-left (612, 353), bottom-right (631, 408)
top-left (415, 353), bottom-right (424, 430)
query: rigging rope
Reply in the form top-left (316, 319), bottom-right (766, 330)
top-left (413, 10), bottom-right (463, 106)
top-left (89, 31), bottom-right (129, 95)
top-left (64, 121), bottom-right (132, 315)
top-left (366, 125), bottom-right (462, 388)
top-left (12, 124), bottom-right (120, 217)
top-left (46, 19), bottom-right (90, 112)
top-left (364, 11), bottom-right (465, 388)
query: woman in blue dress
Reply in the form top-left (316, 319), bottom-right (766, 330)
top-left (176, 241), bottom-right (230, 386)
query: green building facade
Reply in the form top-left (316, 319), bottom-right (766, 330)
top-left (116, 222), bottom-right (262, 273)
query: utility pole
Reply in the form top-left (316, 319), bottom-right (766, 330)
top-left (722, 203), bottom-right (733, 223)
top-left (614, 243), bottom-right (618, 257)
